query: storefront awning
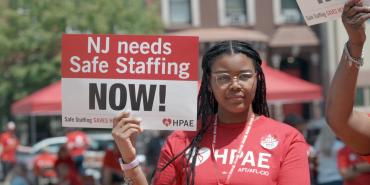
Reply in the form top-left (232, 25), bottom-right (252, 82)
top-left (168, 27), bottom-right (269, 43)
top-left (269, 25), bottom-right (319, 47)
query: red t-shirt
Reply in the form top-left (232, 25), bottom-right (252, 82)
top-left (103, 149), bottom-right (121, 172)
top-left (57, 172), bottom-right (83, 185)
top-left (66, 131), bottom-right (89, 157)
top-left (54, 156), bottom-right (77, 173)
top-left (337, 146), bottom-right (370, 185)
top-left (153, 116), bottom-right (310, 185)
top-left (33, 152), bottom-right (57, 177)
top-left (0, 131), bottom-right (19, 162)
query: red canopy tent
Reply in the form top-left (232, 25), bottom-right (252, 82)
top-left (11, 81), bottom-right (61, 144)
top-left (11, 64), bottom-right (322, 116)
top-left (11, 81), bottom-right (61, 116)
top-left (262, 63), bottom-right (322, 103)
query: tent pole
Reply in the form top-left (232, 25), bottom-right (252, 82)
top-left (31, 116), bottom-right (36, 144)
top-left (275, 103), bottom-right (284, 121)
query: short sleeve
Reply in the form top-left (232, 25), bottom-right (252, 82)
top-left (337, 148), bottom-right (348, 169)
top-left (152, 134), bottom-right (185, 185)
top-left (277, 132), bottom-right (310, 185)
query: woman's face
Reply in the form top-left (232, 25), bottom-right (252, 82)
top-left (210, 53), bottom-right (257, 114)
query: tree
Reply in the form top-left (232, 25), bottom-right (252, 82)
top-left (0, 0), bottom-right (163, 120)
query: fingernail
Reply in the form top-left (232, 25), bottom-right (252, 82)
top-left (136, 117), bottom-right (142, 122)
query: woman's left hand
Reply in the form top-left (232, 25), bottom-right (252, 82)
top-left (342, 0), bottom-right (370, 48)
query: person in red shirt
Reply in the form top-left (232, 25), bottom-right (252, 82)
top-left (337, 146), bottom-right (370, 185)
top-left (283, 114), bottom-right (318, 184)
top-left (33, 149), bottom-right (57, 184)
top-left (112, 40), bottom-right (310, 184)
top-left (54, 145), bottom-right (82, 185)
top-left (326, 0), bottom-right (370, 162)
top-left (0, 121), bottom-right (19, 177)
top-left (66, 130), bottom-right (89, 174)
top-left (102, 144), bottom-right (125, 185)
top-left (54, 145), bottom-right (77, 174)
top-left (55, 163), bottom-right (83, 185)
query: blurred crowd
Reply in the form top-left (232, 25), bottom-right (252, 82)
top-left (0, 123), bottom-right (90, 185)
top-left (283, 114), bottom-right (370, 185)
top-left (1, 116), bottom-right (369, 185)
top-left (0, 121), bottom-right (170, 185)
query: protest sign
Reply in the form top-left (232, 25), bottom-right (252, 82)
top-left (297, 0), bottom-right (370, 26)
top-left (62, 34), bottom-right (198, 130)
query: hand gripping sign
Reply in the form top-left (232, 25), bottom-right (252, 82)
top-left (62, 34), bottom-right (198, 131)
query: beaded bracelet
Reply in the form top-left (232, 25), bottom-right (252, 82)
top-left (343, 41), bottom-right (364, 68)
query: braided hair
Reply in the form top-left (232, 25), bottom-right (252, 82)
top-left (157, 40), bottom-right (269, 185)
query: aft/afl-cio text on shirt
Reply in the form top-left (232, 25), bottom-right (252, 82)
top-left (61, 34), bottom-right (199, 130)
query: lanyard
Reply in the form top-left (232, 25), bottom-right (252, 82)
top-left (211, 114), bottom-right (255, 185)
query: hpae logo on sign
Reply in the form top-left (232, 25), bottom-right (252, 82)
top-left (162, 117), bottom-right (195, 127)
top-left (162, 118), bottom-right (172, 127)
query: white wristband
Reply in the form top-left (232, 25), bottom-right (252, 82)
top-left (119, 157), bottom-right (140, 171)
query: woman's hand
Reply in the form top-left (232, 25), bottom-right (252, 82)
top-left (112, 111), bottom-right (143, 163)
top-left (342, 0), bottom-right (370, 49)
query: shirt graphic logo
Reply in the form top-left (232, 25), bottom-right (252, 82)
top-left (260, 134), bottom-right (279, 150)
top-left (185, 147), bottom-right (211, 166)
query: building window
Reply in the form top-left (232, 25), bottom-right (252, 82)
top-left (218, 0), bottom-right (255, 26)
top-left (225, 0), bottom-right (247, 25)
top-left (273, 0), bottom-right (304, 24)
top-left (161, 0), bottom-right (200, 27)
top-left (355, 87), bottom-right (365, 106)
top-left (169, 0), bottom-right (191, 25)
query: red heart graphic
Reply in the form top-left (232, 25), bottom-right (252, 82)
top-left (162, 118), bottom-right (172, 127)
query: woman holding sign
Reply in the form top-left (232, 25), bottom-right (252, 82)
top-left (112, 41), bottom-right (310, 184)
top-left (326, 0), bottom-right (370, 163)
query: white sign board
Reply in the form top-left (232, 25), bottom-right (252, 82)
top-left (62, 34), bottom-right (199, 131)
top-left (297, 0), bottom-right (370, 26)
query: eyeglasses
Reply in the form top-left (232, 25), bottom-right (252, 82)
top-left (212, 72), bottom-right (256, 87)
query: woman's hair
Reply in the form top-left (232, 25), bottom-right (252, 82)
top-left (158, 40), bottom-right (269, 185)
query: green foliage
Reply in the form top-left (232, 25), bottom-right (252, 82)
top-left (0, 0), bottom-right (163, 119)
